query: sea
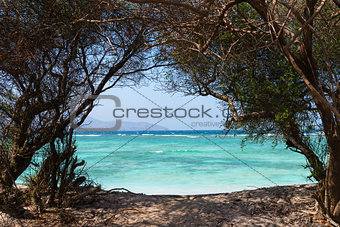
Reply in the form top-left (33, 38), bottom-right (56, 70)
top-left (71, 130), bottom-right (315, 195)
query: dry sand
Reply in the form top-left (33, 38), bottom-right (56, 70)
top-left (1, 183), bottom-right (327, 226)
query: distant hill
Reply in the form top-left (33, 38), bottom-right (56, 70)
top-left (78, 117), bottom-right (168, 131)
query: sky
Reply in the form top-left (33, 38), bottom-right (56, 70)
top-left (88, 81), bottom-right (228, 130)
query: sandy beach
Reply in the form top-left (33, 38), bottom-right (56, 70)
top-left (1, 183), bottom-right (327, 226)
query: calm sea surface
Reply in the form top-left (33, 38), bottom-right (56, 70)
top-left (71, 130), bottom-right (314, 195)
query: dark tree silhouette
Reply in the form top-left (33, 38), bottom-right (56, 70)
top-left (0, 0), bottom-right (154, 208)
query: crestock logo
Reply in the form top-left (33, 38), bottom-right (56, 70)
top-left (112, 105), bottom-right (226, 128)
top-left (112, 105), bottom-right (215, 119)
top-left (70, 95), bottom-right (228, 131)
top-left (70, 95), bottom-right (121, 132)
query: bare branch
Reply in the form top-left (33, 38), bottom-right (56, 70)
top-left (127, 0), bottom-right (209, 16)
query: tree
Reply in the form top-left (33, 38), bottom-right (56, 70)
top-left (128, 0), bottom-right (340, 223)
top-left (0, 0), bottom-right (153, 204)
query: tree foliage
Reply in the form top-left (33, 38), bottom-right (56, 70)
top-left (128, 0), bottom-right (340, 223)
top-left (0, 0), bottom-right (154, 210)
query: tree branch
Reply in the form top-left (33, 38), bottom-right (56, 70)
top-left (127, 0), bottom-right (209, 16)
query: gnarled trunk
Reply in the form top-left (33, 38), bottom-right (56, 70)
top-left (315, 134), bottom-right (340, 223)
top-left (325, 138), bottom-right (340, 222)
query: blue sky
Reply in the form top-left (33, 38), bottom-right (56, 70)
top-left (89, 82), bottom-right (227, 130)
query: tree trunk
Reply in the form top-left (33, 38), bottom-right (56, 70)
top-left (325, 138), bottom-right (340, 223)
top-left (0, 144), bottom-right (36, 192)
top-left (0, 169), bottom-right (15, 192)
top-left (316, 134), bottom-right (340, 224)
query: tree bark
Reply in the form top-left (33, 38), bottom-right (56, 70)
top-left (325, 137), bottom-right (340, 222)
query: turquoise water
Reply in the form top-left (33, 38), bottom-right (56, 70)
top-left (73, 130), bottom-right (314, 195)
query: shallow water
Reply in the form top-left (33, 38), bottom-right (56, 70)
top-left (73, 130), bottom-right (314, 195)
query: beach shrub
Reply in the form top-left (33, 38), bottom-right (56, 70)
top-left (24, 132), bottom-right (99, 212)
